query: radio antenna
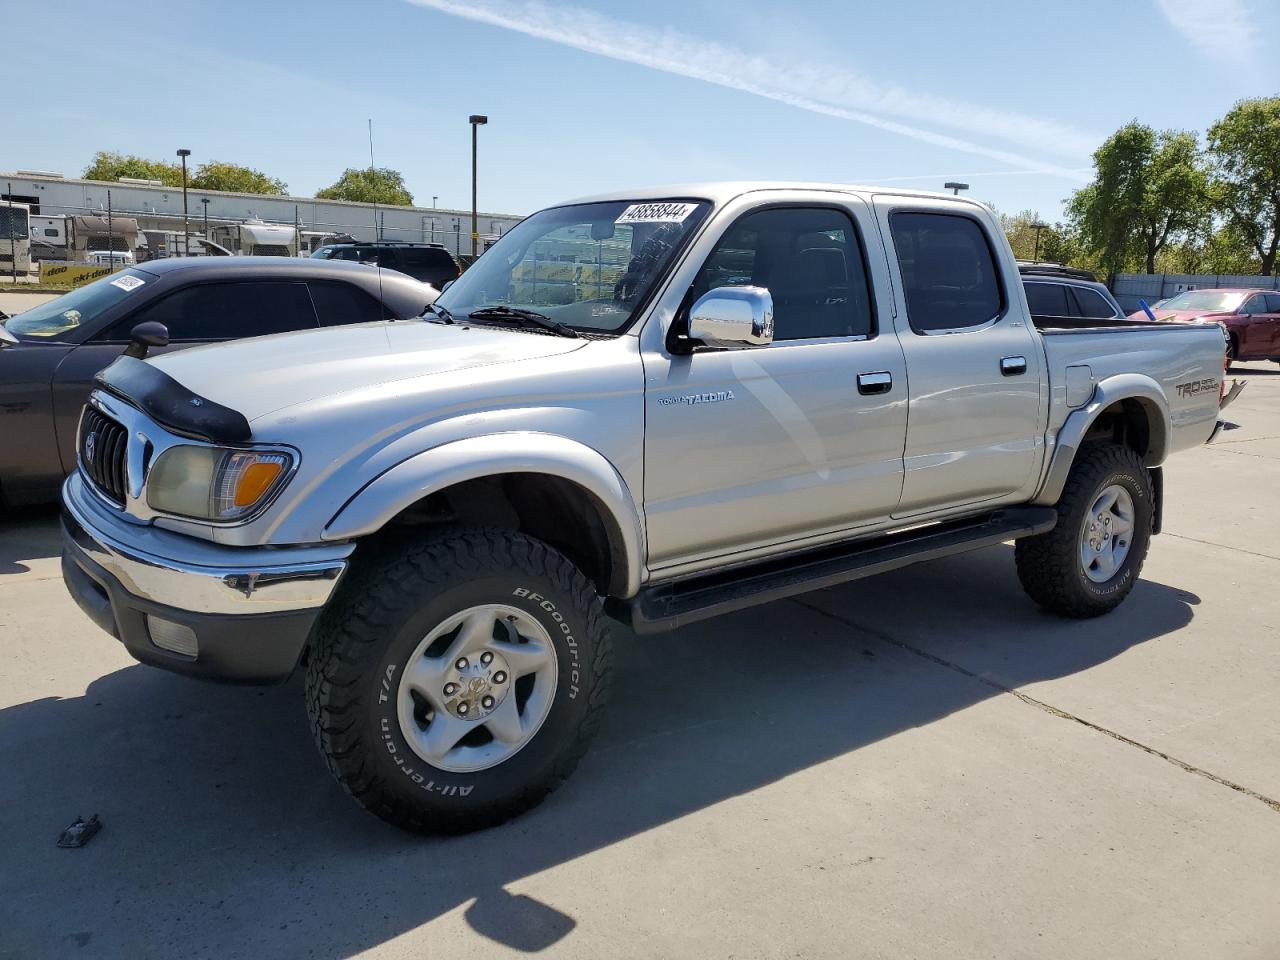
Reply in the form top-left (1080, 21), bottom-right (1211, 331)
top-left (367, 118), bottom-right (386, 316)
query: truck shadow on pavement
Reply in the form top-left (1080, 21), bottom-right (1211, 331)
top-left (0, 544), bottom-right (1197, 958)
top-left (0, 503), bottom-right (59, 575)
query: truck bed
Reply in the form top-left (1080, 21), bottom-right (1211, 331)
top-left (1033, 313), bottom-right (1226, 460)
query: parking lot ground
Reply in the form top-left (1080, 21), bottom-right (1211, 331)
top-left (1, 363), bottom-right (1278, 960)
top-left (0, 290), bottom-right (61, 316)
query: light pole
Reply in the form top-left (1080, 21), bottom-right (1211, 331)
top-left (176, 148), bottom-right (191, 255)
top-left (468, 114), bottom-right (488, 259)
top-left (201, 198), bottom-right (210, 242)
top-left (1031, 220), bottom-right (1049, 262)
top-left (944, 181), bottom-right (969, 196)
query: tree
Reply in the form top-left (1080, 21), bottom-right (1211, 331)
top-left (83, 151), bottom-right (182, 187)
top-left (1207, 96), bottom-right (1280, 276)
top-left (316, 167), bottom-right (414, 205)
top-left (999, 209), bottom-right (1067, 262)
top-left (83, 151), bottom-right (289, 196)
top-left (189, 161), bottom-right (288, 196)
top-left (1066, 122), bottom-right (1209, 274)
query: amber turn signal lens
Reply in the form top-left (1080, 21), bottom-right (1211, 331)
top-left (234, 461), bottom-right (284, 507)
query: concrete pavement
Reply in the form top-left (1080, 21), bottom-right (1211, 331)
top-left (1, 363), bottom-right (1277, 960)
top-left (0, 290), bottom-right (61, 316)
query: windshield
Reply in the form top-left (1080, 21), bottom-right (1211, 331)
top-left (434, 199), bottom-right (710, 333)
top-left (3, 269), bottom-right (149, 340)
top-left (1161, 290), bottom-right (1247, 312)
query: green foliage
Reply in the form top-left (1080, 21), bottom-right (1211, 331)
top-left (1207, 96), bottom-right (1280, 275)
top-left (1066, 122), bottom-right (1210, 274)
top-left (83, 151), bottom-right (183, 187)
top-left (315, 168), bottom-right (414, 206)
top-left (83, 151), bottom-right (289, 196)
top-left (189, 161), bottom-right (288, 195)
top-left (999, 209), bottom-right (1063, 261)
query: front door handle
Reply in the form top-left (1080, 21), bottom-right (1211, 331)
top-left (1001, 356), bottom-right (1027, 376)
top-left (857, 371), bottom-right (893, 395)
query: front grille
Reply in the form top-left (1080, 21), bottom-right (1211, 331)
top-left (80, 407), bottom-right (129, 504)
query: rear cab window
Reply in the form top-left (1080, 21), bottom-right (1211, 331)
top-left (888, 212), bottom-right (1005, 332)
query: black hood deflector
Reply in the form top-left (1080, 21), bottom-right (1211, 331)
top-left (95, 356), bottom-right (252, 444)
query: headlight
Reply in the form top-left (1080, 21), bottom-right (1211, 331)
top-left (147, 446), bottom-right (293, 521)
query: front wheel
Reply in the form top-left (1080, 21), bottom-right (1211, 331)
top-left (1015, 442), bottom-right (1153, 618)
top-left (305, 529), bottom-right (613, 834)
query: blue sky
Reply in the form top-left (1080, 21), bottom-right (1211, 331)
top-left (4, 0), bottom-right (1276, 220)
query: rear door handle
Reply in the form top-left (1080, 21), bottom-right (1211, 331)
top-left (1001, 356), bottom-right (1027, 376)
top-left (857, 371), bottom-right (892, 395)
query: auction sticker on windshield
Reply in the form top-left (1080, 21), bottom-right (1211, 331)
top-left (109, 275), bottom-right (146, 292)
top-left (615, 202), bottom-right (699, 225)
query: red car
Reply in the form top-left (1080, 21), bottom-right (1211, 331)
top-left (1130, 288), bottom-right (1280, 363)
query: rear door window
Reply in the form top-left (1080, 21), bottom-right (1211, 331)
top-left (308, 280), bottom-right (388, 325)
top-left (1242, 294), bottom-right (1268, 314)
top-left (122, 281), bottom-right (318, 341)
top-left (1264, 294), bottom-right (1280, 313)
top-left (1070, 286), bottom-right (1118, 319)
top-left (889, 213), bottom-right (1004, 332)
top-left (1023, 282), bottom-right (1069, 317)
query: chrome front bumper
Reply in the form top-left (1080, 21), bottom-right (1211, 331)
top-left (63, 471), bottom-right (351, 616)
top-left (61, 472), bottom-right (354, 683)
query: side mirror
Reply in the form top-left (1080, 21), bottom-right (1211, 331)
top-left (123, 321), bottom-right (169, 360)
top-left (688, 285), bottom-right (773, 348)
top-left (439, 279), bottom-right (455, 293)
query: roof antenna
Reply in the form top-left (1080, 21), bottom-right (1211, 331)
top-left (368, 117), bottom-right (387, 318)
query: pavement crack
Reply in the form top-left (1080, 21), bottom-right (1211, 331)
top-left (1162, 533), bottom-right (1280, 563)
top-left (792, 598), bottom-right (1280, 816)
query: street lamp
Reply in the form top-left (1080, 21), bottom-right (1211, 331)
top-left (1031, 220), bottom-right (1049, 262)
top-left (944, 181), bottom-right (969, 196)
top-left (176, 148), bottom-right (191, 255)
top-left (468, 114), bottom-right (488, 259)
top-left (201, 197), bottom-right (210, 242)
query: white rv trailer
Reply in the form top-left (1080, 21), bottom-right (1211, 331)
top-left (210, 219), bottom-right (298, 257)
top-left (0, 201), bottom-right (33, 275)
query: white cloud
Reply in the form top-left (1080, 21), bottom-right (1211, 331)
top-left (406, 0), bottom-right (1095, 178)
top-left (1154, 0), bottom-right (1258, 62)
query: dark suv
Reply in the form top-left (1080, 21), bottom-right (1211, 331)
top-left (1018, 263), bottom-right (1125, 321)
top-left (311, 242), bottom-right (460, 288)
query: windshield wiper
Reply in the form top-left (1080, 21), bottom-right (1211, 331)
top-left (423, 302), bottom-right (456, 324)
top-left (466, 305), bottom-right (580, 338)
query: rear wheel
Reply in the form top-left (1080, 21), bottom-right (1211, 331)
top-left (1015, 443), bottom-right (1153, 618)
top-left (305, 528), bottom-right (613, 833)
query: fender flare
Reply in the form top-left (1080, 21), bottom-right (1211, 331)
top-left (322, 433), bottom-right (645, 598)
top-left (1033, 373), bottom-right (1171, 507)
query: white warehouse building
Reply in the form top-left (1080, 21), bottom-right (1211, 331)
top-left (1, 170), bottom-right (524, 258)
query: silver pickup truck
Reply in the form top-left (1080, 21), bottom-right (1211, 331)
top-left (61, 182), bottom-right (1232, 833)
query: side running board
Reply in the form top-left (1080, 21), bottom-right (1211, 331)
top-left (612, 506), bottom-right (1058, 634)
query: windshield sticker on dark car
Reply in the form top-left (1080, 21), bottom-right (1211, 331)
top-left (109, 275), bottom-right (146, 292)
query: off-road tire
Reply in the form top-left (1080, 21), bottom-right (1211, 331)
top-left (305, 528), bottom-right (613, 834)
top-left (1015, 442), bottom-right (1153, 618)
